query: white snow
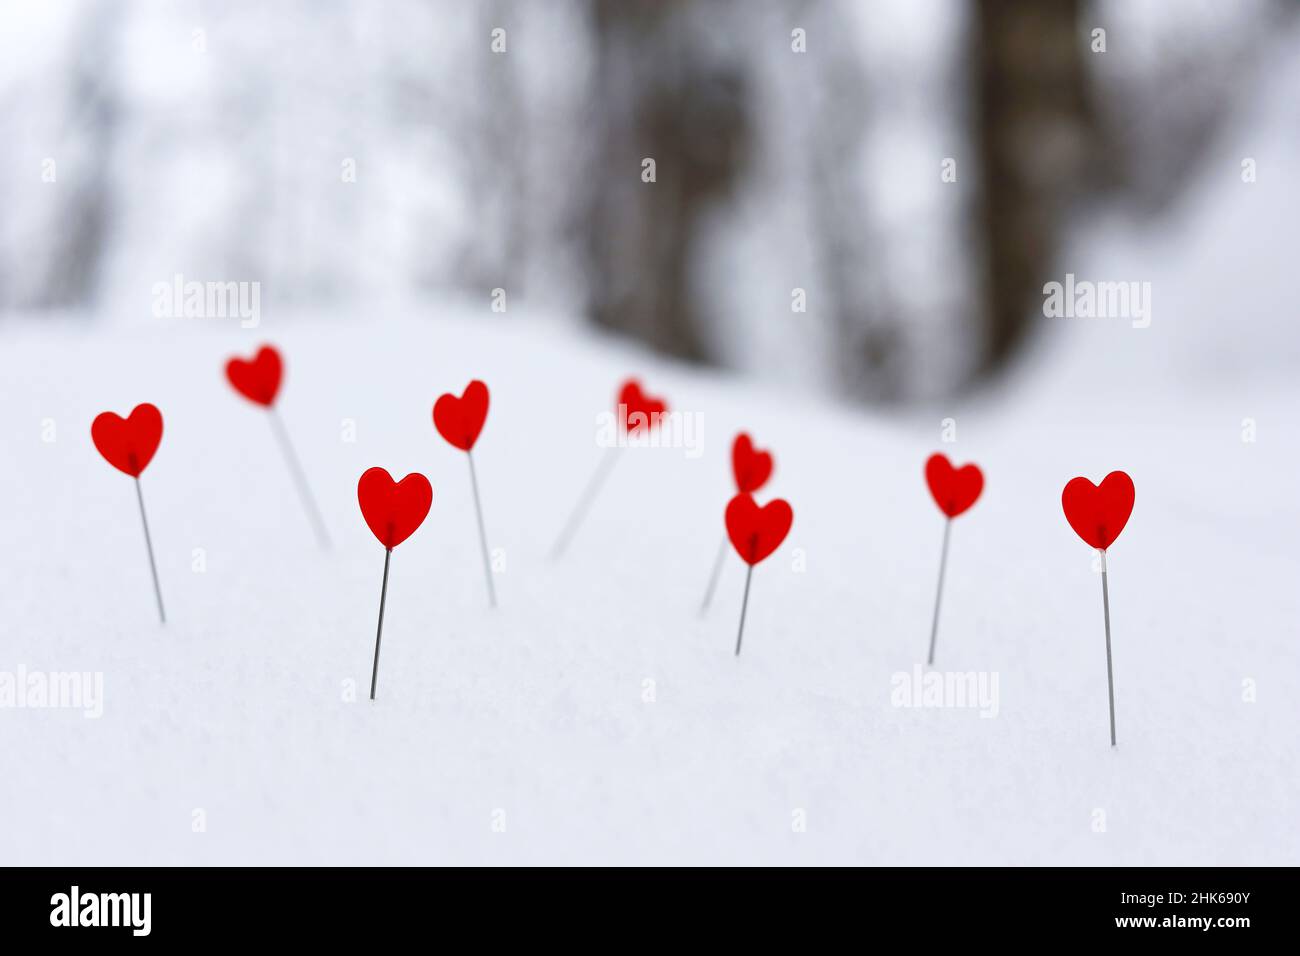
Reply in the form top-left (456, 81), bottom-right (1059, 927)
top-left (0, 284), bottom-right (1296, 864)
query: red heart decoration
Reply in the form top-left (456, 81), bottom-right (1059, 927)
top-left (1062, 471), bottom-right (1135, 550)
top-left (91, 403), bottom-right (164, 477)
top-left (226, 345), bottom-right (283, 407)
top-left (732, 432), bottom-right (773, 494)
top-left (925, 453), bottom-right (984, 518)
top-left (433, 379), bottom-right (489, 451)
top-left (357, 467), bottom-right (433, 549)
top-left (618, 378), bottom-right (667, 435)
top-left (726, 493), bottom-right (794, 566)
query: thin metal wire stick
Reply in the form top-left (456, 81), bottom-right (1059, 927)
top-left (1100, 549), bottom-right (1117, 747)
top-left (927, 518), bottom-right (951, 666)
top-left (551, 445), bottom-right (621, 558)
top-left (467, 451), bottom-right (497, 608)
top-left (734, 564), bottom-right (754, 657)
top-left (134, 477), bottom-right (166, 624)
top-left (370, 548), bottom-right (392, 701)
top-left (699, 536), bottom-right (729, 616)
top-left (269, 407), bottom-right (331, 549)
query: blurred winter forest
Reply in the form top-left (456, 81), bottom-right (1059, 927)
top-left (0, 0), bottom-right (1295, 402)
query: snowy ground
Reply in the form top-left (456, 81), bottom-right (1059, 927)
top-left (0, 290), bottom-right (1296, 865)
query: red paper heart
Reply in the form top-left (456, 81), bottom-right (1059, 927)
top-left (1062, 471), bottom-right (1135, 550)
top-left (357, 467), bottom-right (433, 549)
top-left (91, 403), bottom-right (164, 477)
top-left (433, 379), bottom-right (489, 451)
top-left (732, 432), bottom-right (773, 494)
top-left (226, 345), bottom-right (283, 407)
top-left (726, 493), bottom-right (794, 566)
top-left (925, 453), bottom-right (984, 518)
top-left (618, 378), bottom-right (667, 435)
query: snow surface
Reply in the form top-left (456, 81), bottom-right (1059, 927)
top-left (0, 291), bottom-right (1296, 865)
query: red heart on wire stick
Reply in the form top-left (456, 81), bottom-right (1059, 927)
top-left (1062, 471), bottom-right (1135, 550)
top-left (726, 493), bottom-right (794, 566)
top-left (925, 453), bottom-right (984, 518)
top-left (226, 345), bottom-right (283, 407)
top-left (732, 432), bottom-right (773, 494)
top-left (618, 378), bottom-right (667, 435)
top-left (357, 467), bottom-right (433, 549)
top-left (91, 403), bottom-right (164, 477)
top-left (433, 379), bottom-right (490, 451)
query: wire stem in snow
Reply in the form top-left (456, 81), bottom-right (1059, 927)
top-left (734, 564), bottom-right (754, 657)
top-left (551, 445), bottom-right (620, 558)
top-left (467, 451), bottom-right (496, 608)
top-left (134, 477), bottom-right (166, 624)
top-left (369, 548), bottom-right (392, 701)
top-left (1100, 548), bottom-right (1117, 746)
top-left (927, 518), bottom-right (951, 666)
top-left (269, 407), bottom-right (331, 549)
top-left (700, 536), bottom-right (728, 616)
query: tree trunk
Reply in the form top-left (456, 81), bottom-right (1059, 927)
top-left (973, 0), bottom-right (1095, 378)
top-left (585, 0), bottom-right (752, 363)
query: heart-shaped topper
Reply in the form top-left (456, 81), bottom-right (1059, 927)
top-left (226, 345), bottom-right (283, 407)
top-left (618, 378), bottom-right (667, 435)
top-left (92, 403), bottom-right (164, 477)
top-left (925, 453), bottom-right (984, 518)
top-left (433, 379), bottom-right (489, 451)
top-left (1062, 471), bottom-right (1134, 550)
top-left (357, 467), bottom-right (433, 549)
top-left (726, 493), bottom-right (794, 566)
top-left (732, 432), bottom-right (773, 494)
